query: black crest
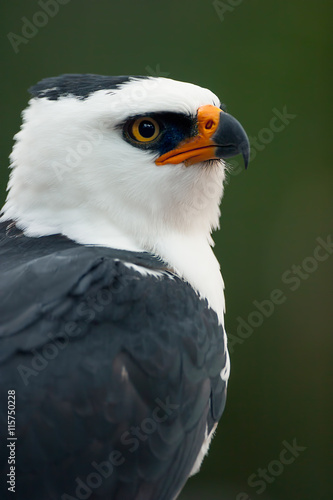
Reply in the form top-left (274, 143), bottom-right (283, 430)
top-left (29, 74), bottom-right (148, 100)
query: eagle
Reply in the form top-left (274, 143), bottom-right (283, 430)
top-left (0, 74), bottom-right (249, 500)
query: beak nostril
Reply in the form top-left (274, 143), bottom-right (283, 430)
top-left (205, 120), bottom-right (214, 130)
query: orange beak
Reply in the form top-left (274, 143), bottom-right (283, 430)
top-left (155, 104), bottom-right (250, 168)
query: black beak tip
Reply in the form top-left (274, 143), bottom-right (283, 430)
top-left (214, 112), bottom-right (250, 170)
top-left (241, 140), bottom-right (250, 169)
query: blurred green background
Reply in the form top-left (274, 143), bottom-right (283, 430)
top-left (0, 1), bottom-right (332, 499)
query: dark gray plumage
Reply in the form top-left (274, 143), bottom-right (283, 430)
top-left (0, 222), bottom-right (227, 500)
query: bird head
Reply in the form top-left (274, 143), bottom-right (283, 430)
top-left (1, 74), bottom-right (249, 251)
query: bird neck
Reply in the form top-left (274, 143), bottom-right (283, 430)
top-left (1, 198), bottom-right (225, 324)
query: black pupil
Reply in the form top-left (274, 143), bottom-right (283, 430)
top-left (139, 120), bottom-right (156, 138)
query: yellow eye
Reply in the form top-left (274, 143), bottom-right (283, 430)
top-left (130, 117), bottom-right (160, 142)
